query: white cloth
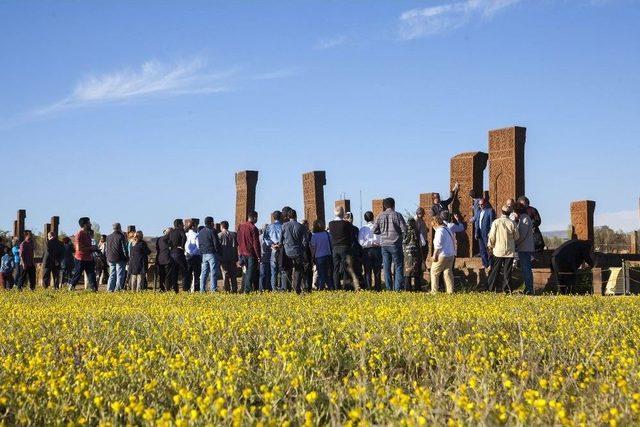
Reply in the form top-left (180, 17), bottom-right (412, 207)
top-left (185, 229), bottom-right (200, 258)
top-left (358, 222), bottom-right (380, 248)
top-left (433, 226), bottom-right (456, 258)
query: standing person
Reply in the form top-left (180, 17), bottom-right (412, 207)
top-left (259, 225), bottom-right (272, 291)
top-left (430, 183), bottom-right (459, 218)
top-left (19, 230), bottom-right (36, 290)
top-left (310, 219), bottom-right (333, 290)
top-left (69, 217), bottom-right (98, 291)
top-left (278, 207), bottom-right (293, 290)
top-left (430, 216), bottom-right (456, 294)
top-left (344, 213), bottom-right (363, 291)
top-left (237, 211), bottom-right (261, 293)
top-left (415, 207), bottom-right (429, 262)
top-left (487, 205), bottom-right (520, 292)
top-left (1, 247), bottom-right (15, 289)
top-left (441, 211), bottom-right (466, 253)
top-left (359, 211), bottom-right (382, 291)
top-left (506, 198), bottom-right (519, 222)
top-left (218, 221), bottom-right (238, 292)
top-left (473, 198), bottom-right (495, 269)
top-left (301, 220), bottom-right (314, 291)
top-left (61, 237), bottom-right (75, 287)
top-left (518, 196), bottom-right (544, 254)
top-left (403, 218), bottom-right (423, 291)
top-left (184, 220), bottom-right (202, 292)
top-left (42, 232), bottom-right (64, 289)
top-left (155, 229), bottom-right (171, 292)
top-left (197, 216), bottom-right (221, 293)
top-left (128, 231), bottom-right (150, 292)
top-left (263, 211), bottom-right (283, 291)
top-left (279, 210), bottom-right (309, 294)
top-left (328, 206), bottom-right (359, 290)
top-left (166, 219), bottom-right (187, 293)
top-left (11, 238), bottom-right (21, 289)
top-left (373, 198), bottom-right (407, 291)
top-left (515, 203), bottom-right (535, 295)
top-left (96, 235), bottom-right (109, 285)
top-left (105, 223), bottom-right (129, 292)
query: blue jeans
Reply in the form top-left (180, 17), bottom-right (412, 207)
top-left (519, 251), bottom-right (534, 295)
top-left (315, 255), bottom-right (333, 290)
top-left (259, 260), bottom-right (271, 291)
top-left (381, 243), bottom-right (404, 291)
top-left (108, 261), bottom-right (127, 292)
top-left (270, 250), bottom-right (283, 291)
top-left (199, 253), bottom-right (220, 292)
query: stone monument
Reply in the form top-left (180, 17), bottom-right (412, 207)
top-left (302, 171), bottom-right (326, 224)
top-left (488, 126), bottom-right (526, 208)
top-left (235, 170), bottom-right (259, 230)
top-left (570, 200), bottom-right (596, 242)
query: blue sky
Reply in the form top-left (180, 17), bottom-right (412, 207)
top-left (1, 0), bottom-right (639, 235)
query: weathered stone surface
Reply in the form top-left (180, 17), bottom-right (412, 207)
top-left (570, 200), bottom-right (596, 242)
top-left (235, 170), bottom-right (259, 230)
top-left (335, 199), bottom-right (351, 215)
top-left (51, 216), bottom-right (59, 237)
top-left (13, 210), bottom-right (26, 241)
top-left (450, 152), bottom-right (488, 257)
top-left (372, 199), bottom-right (384, 219)
top-left (419, 193), bottom-right (436, 257)
top-left (631, 231), bottom-right (640, 254)
top-left (302, 171), bottom-right (326, 224)
top-left (488, 126), bottom-right (526, 208)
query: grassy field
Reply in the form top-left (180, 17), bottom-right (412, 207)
top-left (0, 292), bottom-right (639, 426)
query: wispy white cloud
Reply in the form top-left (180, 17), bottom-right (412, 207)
top-left (398, 0), bottom-right (523, 40)
top-left (2, 57), bottom-right (297, 128)
top-left (314, 35), bottom-right (347, 50)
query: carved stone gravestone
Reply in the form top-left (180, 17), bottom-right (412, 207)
top-left (302, 171), bottom-right (326, 224)
top-left (235, 171), bottom-right (259, 230)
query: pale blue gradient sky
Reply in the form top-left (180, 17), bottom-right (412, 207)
top-left (1, 0), bottom-right (639, 234)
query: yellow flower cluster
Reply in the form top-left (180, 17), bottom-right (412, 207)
top-left (0, 291), bottom-right (639, 425)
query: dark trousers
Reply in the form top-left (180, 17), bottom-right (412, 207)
top-left (362, 247), bottom-right (382, 290)
top-left (157, 263), bottom-right (168, 291)
top-left (20, 265), bottom-right (37, 290)
top-left (332, 245), bottom-right (351, 290)
top-left (43, 265), bottom-right (61, 289)
top-left (478, 236), bottom-right (491, 268)
top-left (2, 272), bottom-right (14, 289)
top-left (185, 255), bottom-right (202, 292)
top-left (70, 260), bottom-right (97, 291)
top-left (221, 260), bottom-right (238, 292)
top-left (61, 264), bottom-right (73, 285)
top-left (259, 260), bottom-right (271, 291)
top-left (284, 255), bottom-right (306, 294)
top-left (167, 250), bottom-right (187, 293)
top-left (315, 255), bottom-right (333, 290)
top-left (487, 257), bottom-right (513, 292)
top-left (13, 264), bottom-right (22, 288)
top-left (242, 256), bottom-right (258, 293)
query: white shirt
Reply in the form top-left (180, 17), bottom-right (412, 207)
top-left (185, 229), bottom-right (200, 258)
top-left (480, 209), bottom-right (486, 225)
top-left (433, 226), bottom-right (456, 258)
top-left (358, 222), bottom-right (380, 248)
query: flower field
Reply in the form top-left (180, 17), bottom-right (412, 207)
top-left (1, 292), bottom-right (639, 426)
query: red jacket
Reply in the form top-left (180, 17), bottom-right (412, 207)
top-left (74, 229), bottom-right (94, 261)
top-left (237, 222), bottom-right (261, 259)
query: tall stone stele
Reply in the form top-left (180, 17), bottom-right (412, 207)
top-left (372, 199), bottom-right (384, 219)
top-left (488, 126), bottom-right (526, 208)
top-left (302, 171), bottom-right (326, 225)
top-left (570, 200), bottom-right (596, 243)
top-left (450, 152), bottom-right (489, 257)
top-left (235, 170), bottom-right (259, 231)
top-left (335, 199), bottom-right (351, 215)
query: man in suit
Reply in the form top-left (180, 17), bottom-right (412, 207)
top-left (474, 198), bottom-right (495, 269)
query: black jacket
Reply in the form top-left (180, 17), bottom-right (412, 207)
top-left (552, 240), bottom-right (594, 272)
top-left (328, 220), bottom-right (353, 247)
top-left (105, 231), bottom-right (129, 263)
top-left (197, 227), bottom-right (221, 255)
top-left (42, 238), bottom-right (64, 268)
top-left (155, 235), bottom-right (171, 265)
top-left (167, 229), bottom-right (187, 252)
top-left (128, 241), bottom-right (150, 275)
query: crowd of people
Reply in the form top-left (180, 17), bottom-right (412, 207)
top-left (0, 189), bottom-right (545, 294)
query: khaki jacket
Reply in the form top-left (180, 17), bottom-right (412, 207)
top-left (488, 216), bottom-right (519, 258)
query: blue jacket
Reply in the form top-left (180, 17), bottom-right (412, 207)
top-left (1, 254), bottom-right (14, 274)
top-left (474, 208), bottom-right (495, 241)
